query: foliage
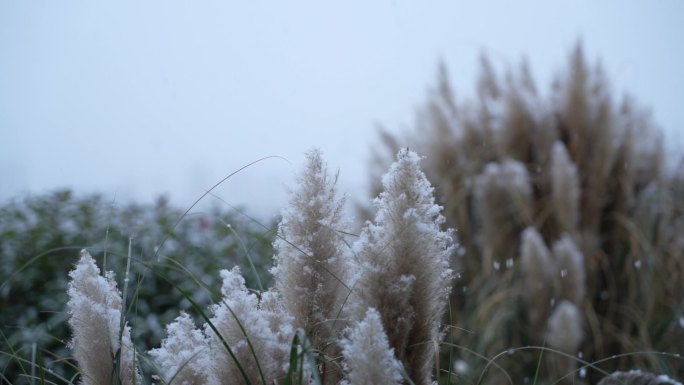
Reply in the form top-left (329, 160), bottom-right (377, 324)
top-left (369, 44), bottom-right (684, 383)
top-left (3, 44), bottom-right (684, 385)
top-left (0, 190), bottom-right (275, 382)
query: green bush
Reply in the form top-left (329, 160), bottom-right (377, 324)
top-left (0, 190), bottom-right (275, 382)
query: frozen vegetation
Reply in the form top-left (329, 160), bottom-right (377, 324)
top-left (2, 45), bottom-right (682, 384)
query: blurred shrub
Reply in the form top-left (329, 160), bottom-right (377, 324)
top-left (0, 190), bottom-right (276, 381)
top-left (369, 45), bottom-right (684, 383)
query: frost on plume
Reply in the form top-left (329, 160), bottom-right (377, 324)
top-left (352, 149), bottom-right (453, 385)
top-left (476, 159), bottom-right (532, 274)
top-left (148, 312), bottom-right (211, 385)
top-left (546, 300), bottom-right (583, 354)
top-left (341, 308), bottom-right (403, 385)
top-left (520, 227), bottom-right (554, 329)
top-left (551, 234), bottom-right (586, 306)
top-left (550, 142), bottom-right (580, 233)
top-left (205, 267), bottom-right (293, 385)
top-left (545, 300), bottom-right (584, 384)
top-left (66, 249), bottom-right (141, 385)
top-left (270, 148), bottom-right (351, 383)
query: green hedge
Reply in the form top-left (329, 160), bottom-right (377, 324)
top-left (0, 190), bottom-right (276, 382)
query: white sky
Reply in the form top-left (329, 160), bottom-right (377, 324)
top-left (1, 1), bottom-right (682, 219)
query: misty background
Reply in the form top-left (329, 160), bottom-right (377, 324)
top-left (2, 1), bottom-right (682, 218)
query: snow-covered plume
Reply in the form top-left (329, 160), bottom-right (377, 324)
top-left (546, 300), bottom-right (583, 354)
top-left (618, 97), bottom-right (664, 189)
top-left (546, 300), bottom-right (584, 383)
top-left (340, 308), bottom-right (403, 385)
top-left (520, 228), bottom-right (554, 328)
top-left (551, 234), bottom-right (585, 306)
top-left (597, 370), bottom-right (683, 385)
top-left (66, 249), bottom-right (141, 385)
top-left (553, 46), bottom-right (616, 235)
top-left (148, 312), bottom-right (211, 385)
top-left (352, 149), bottom-right (453, 385)
top-left (521, 229), bottom-right (586, 359)
top-left (475, 159), bottom-right (532, 273)
top-left (550, 142), bottom-right (580, 233)
top-left (205, 267), bottom-right (293, 385)
top-left (271, 148), bottom-right (350, 348)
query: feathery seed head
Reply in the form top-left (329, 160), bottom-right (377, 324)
top-left (67, 249), bottom-right (141, 385)
top-left (340, 308), bottom-right (403, 385)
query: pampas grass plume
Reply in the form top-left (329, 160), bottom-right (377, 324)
top-left (351, 149), bottom-right (453, 385)
top-left (550, 142), bottom-right (580, 233)
top-left (148, 312), bottom-right (211, 385)
top-left (520, 227), bottom-right (553, 329)
top-left (271, 148), bottom-right (350, 345)
top-left (205, 267), bottom-right (293, 385)
top-left (66, 249), bottom-right (141, 385)
top-left (546, 300), bottom-right (583, 353)
top-left (552, 234), bottom-right (586, 306)
top-left (340, 308), bottom-right (403, 385)
top-left (476, 159), bottom-right (532, 273)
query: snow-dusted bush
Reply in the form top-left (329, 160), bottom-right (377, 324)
top-left (1, 190), bottom-right (275, 381)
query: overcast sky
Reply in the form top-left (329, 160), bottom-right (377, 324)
top-left (1, 1), bottom-right (682, 218)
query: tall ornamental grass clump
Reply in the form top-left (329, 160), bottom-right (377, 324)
top-left (350, 149), bottom-right (453, 385)
top-left (270, 149), bottom-right (351, 384)
top-left (60, 149), bottom-right (455, 385)
top-left (369, 44), bottom-right (684, 383)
